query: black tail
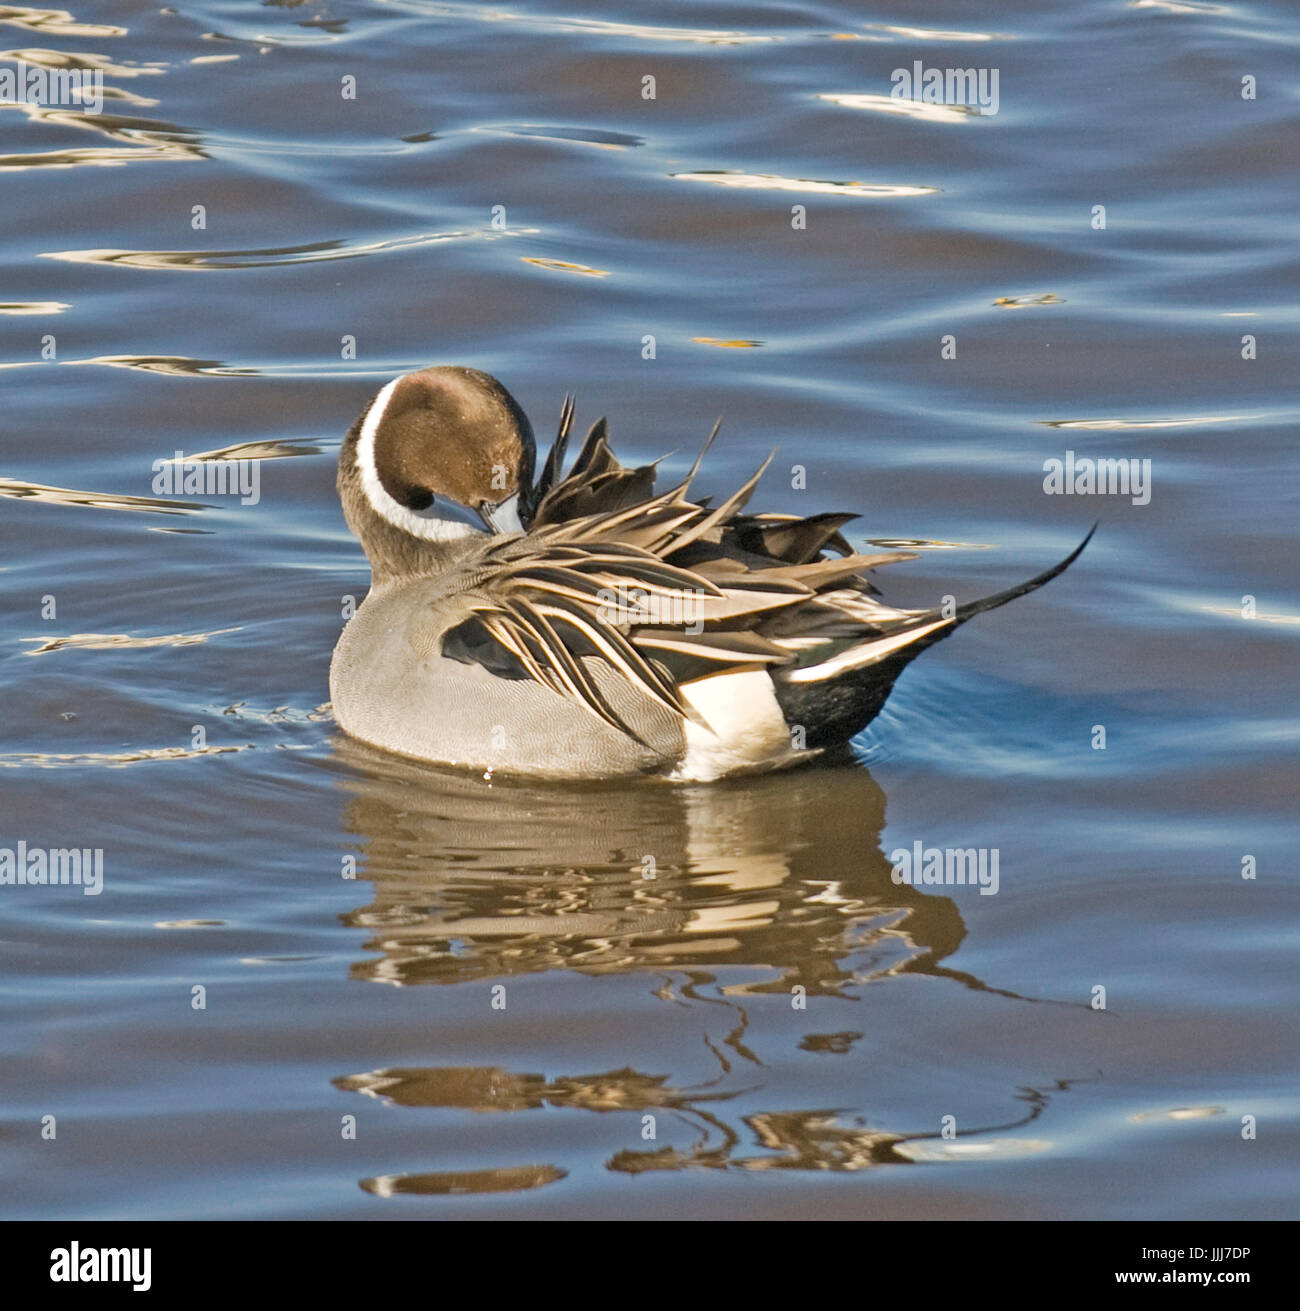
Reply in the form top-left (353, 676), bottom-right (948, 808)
top-left (773, 525), bottom-right (1096, 749)
top-left (950, 522), bottom-right (1096, 626)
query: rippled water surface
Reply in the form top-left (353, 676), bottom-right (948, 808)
top-left (2, 0), bottom-right (1297, 1219)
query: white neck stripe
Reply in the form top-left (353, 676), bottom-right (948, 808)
top-left (354, 378), bottom-right (484, 544)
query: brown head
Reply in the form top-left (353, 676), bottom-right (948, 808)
top-left (338, 366), bottom-right (535, 581)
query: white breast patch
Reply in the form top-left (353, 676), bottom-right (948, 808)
top-left (670, 668), bottom-right (802, 781)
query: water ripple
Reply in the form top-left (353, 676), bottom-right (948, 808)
top-left (382, 3), bottom-right (776, 45)
top-left (0, 105), bottom-right (201, 167)
top-left (0, 45), bottom-right (163, 76)
top-left (22, 628), bottom-right (241, 655)
top-left (0, 8), bottom-right (126, 38)
top-left (482, 123), bottom-right (643, 148)
top-left (1042, 414), bottom-right (1258, 430)
top-left (867, 24), bottom-right (1009, 42)
top-left (818, 92), bottom-right (977, 123)
top-left (0, 476), bottom-right (200, 515)
top-left (671, 171), bottom-right (938, 198)
top-left (993, 293), bottom-right (1064, 308)
top-left (0, 744), bottom-right (252, 768)
top-left (520, 256), bottom-right (609, 277)
top-left (361, 1165), bottom-right (567, 1196)
top-left (42, 228), bottom-right (536, 269)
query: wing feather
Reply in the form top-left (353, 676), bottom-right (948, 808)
top-left (428, 405), bottom-right (920, 736)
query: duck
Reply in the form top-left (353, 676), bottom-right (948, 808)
top-left (329, 365), bottom-right (1092, 781)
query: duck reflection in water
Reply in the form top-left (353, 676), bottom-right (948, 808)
top-left (328, 740), bottom-right (1083, 1188)
top-left (332, 738), bottom-right (1006, 993)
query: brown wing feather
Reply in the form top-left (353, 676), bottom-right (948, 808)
top-left (437, 408), bottom-right (915, 736)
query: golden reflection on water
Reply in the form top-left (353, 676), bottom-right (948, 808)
top-left (362, 1165), bottom-right (566, 1197)
top-left (337, 1060), bottom-right (1073, 1183)
top-left (0, 7), bottom-right (127, 38)
top-left (993, 293), bottom-right (1064, 309)
top-left (0, 135), bottom-right (198, 169)
top-left (325, 746), bottom-right (1080, 1187)
top-left (337, 1060), bottom-right (1073, 1181)
top-left (867, 25), bottom-right (1004, 42)
top-left (333, 750), bottom-right (1059, 999)
top-left (21, 627), bottom-right (241, 655)
top-left (338, 757), bottom-right (934, 990)
top-left (818, 92), bottom-right (977, 123)
top-left (520, 256), bottom-right (610, 277)
top-left (80, 354), bottom-right (258, 376)
top-left (173, 438), bottom-right (321, 461)
top-left (421, 7), bottom-right (775, 46)
top-left (672, 170), bottom-right (938, 198)
top-left (0, 475), bottom-right (198, 514)
top-left (0, 46), bottom-right (164, 77)
top-left (0, 102), bottom-right (202, 169)
top-left (1, 354), bottom-right (393, 379)
top-left (0, 743), bottom-right (251, 768)
top-left (1042, 414), bottom-right (1247, 430)
top-left (42, 228), bottom-right (536, 267)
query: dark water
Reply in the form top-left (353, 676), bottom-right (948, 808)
top-left (2, 0), bottom-right (1297, 1219)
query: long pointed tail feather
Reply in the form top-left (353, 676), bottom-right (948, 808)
top-left (773, 525), bottom-right (1096, 746)
top-left (950, 521), bottom-right (1096, 626)
top-left (785, 524), bottom-right (1096, 685)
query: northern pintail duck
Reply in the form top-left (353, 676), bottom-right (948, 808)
top-left (330, 366), bottom-right (1092, 781)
